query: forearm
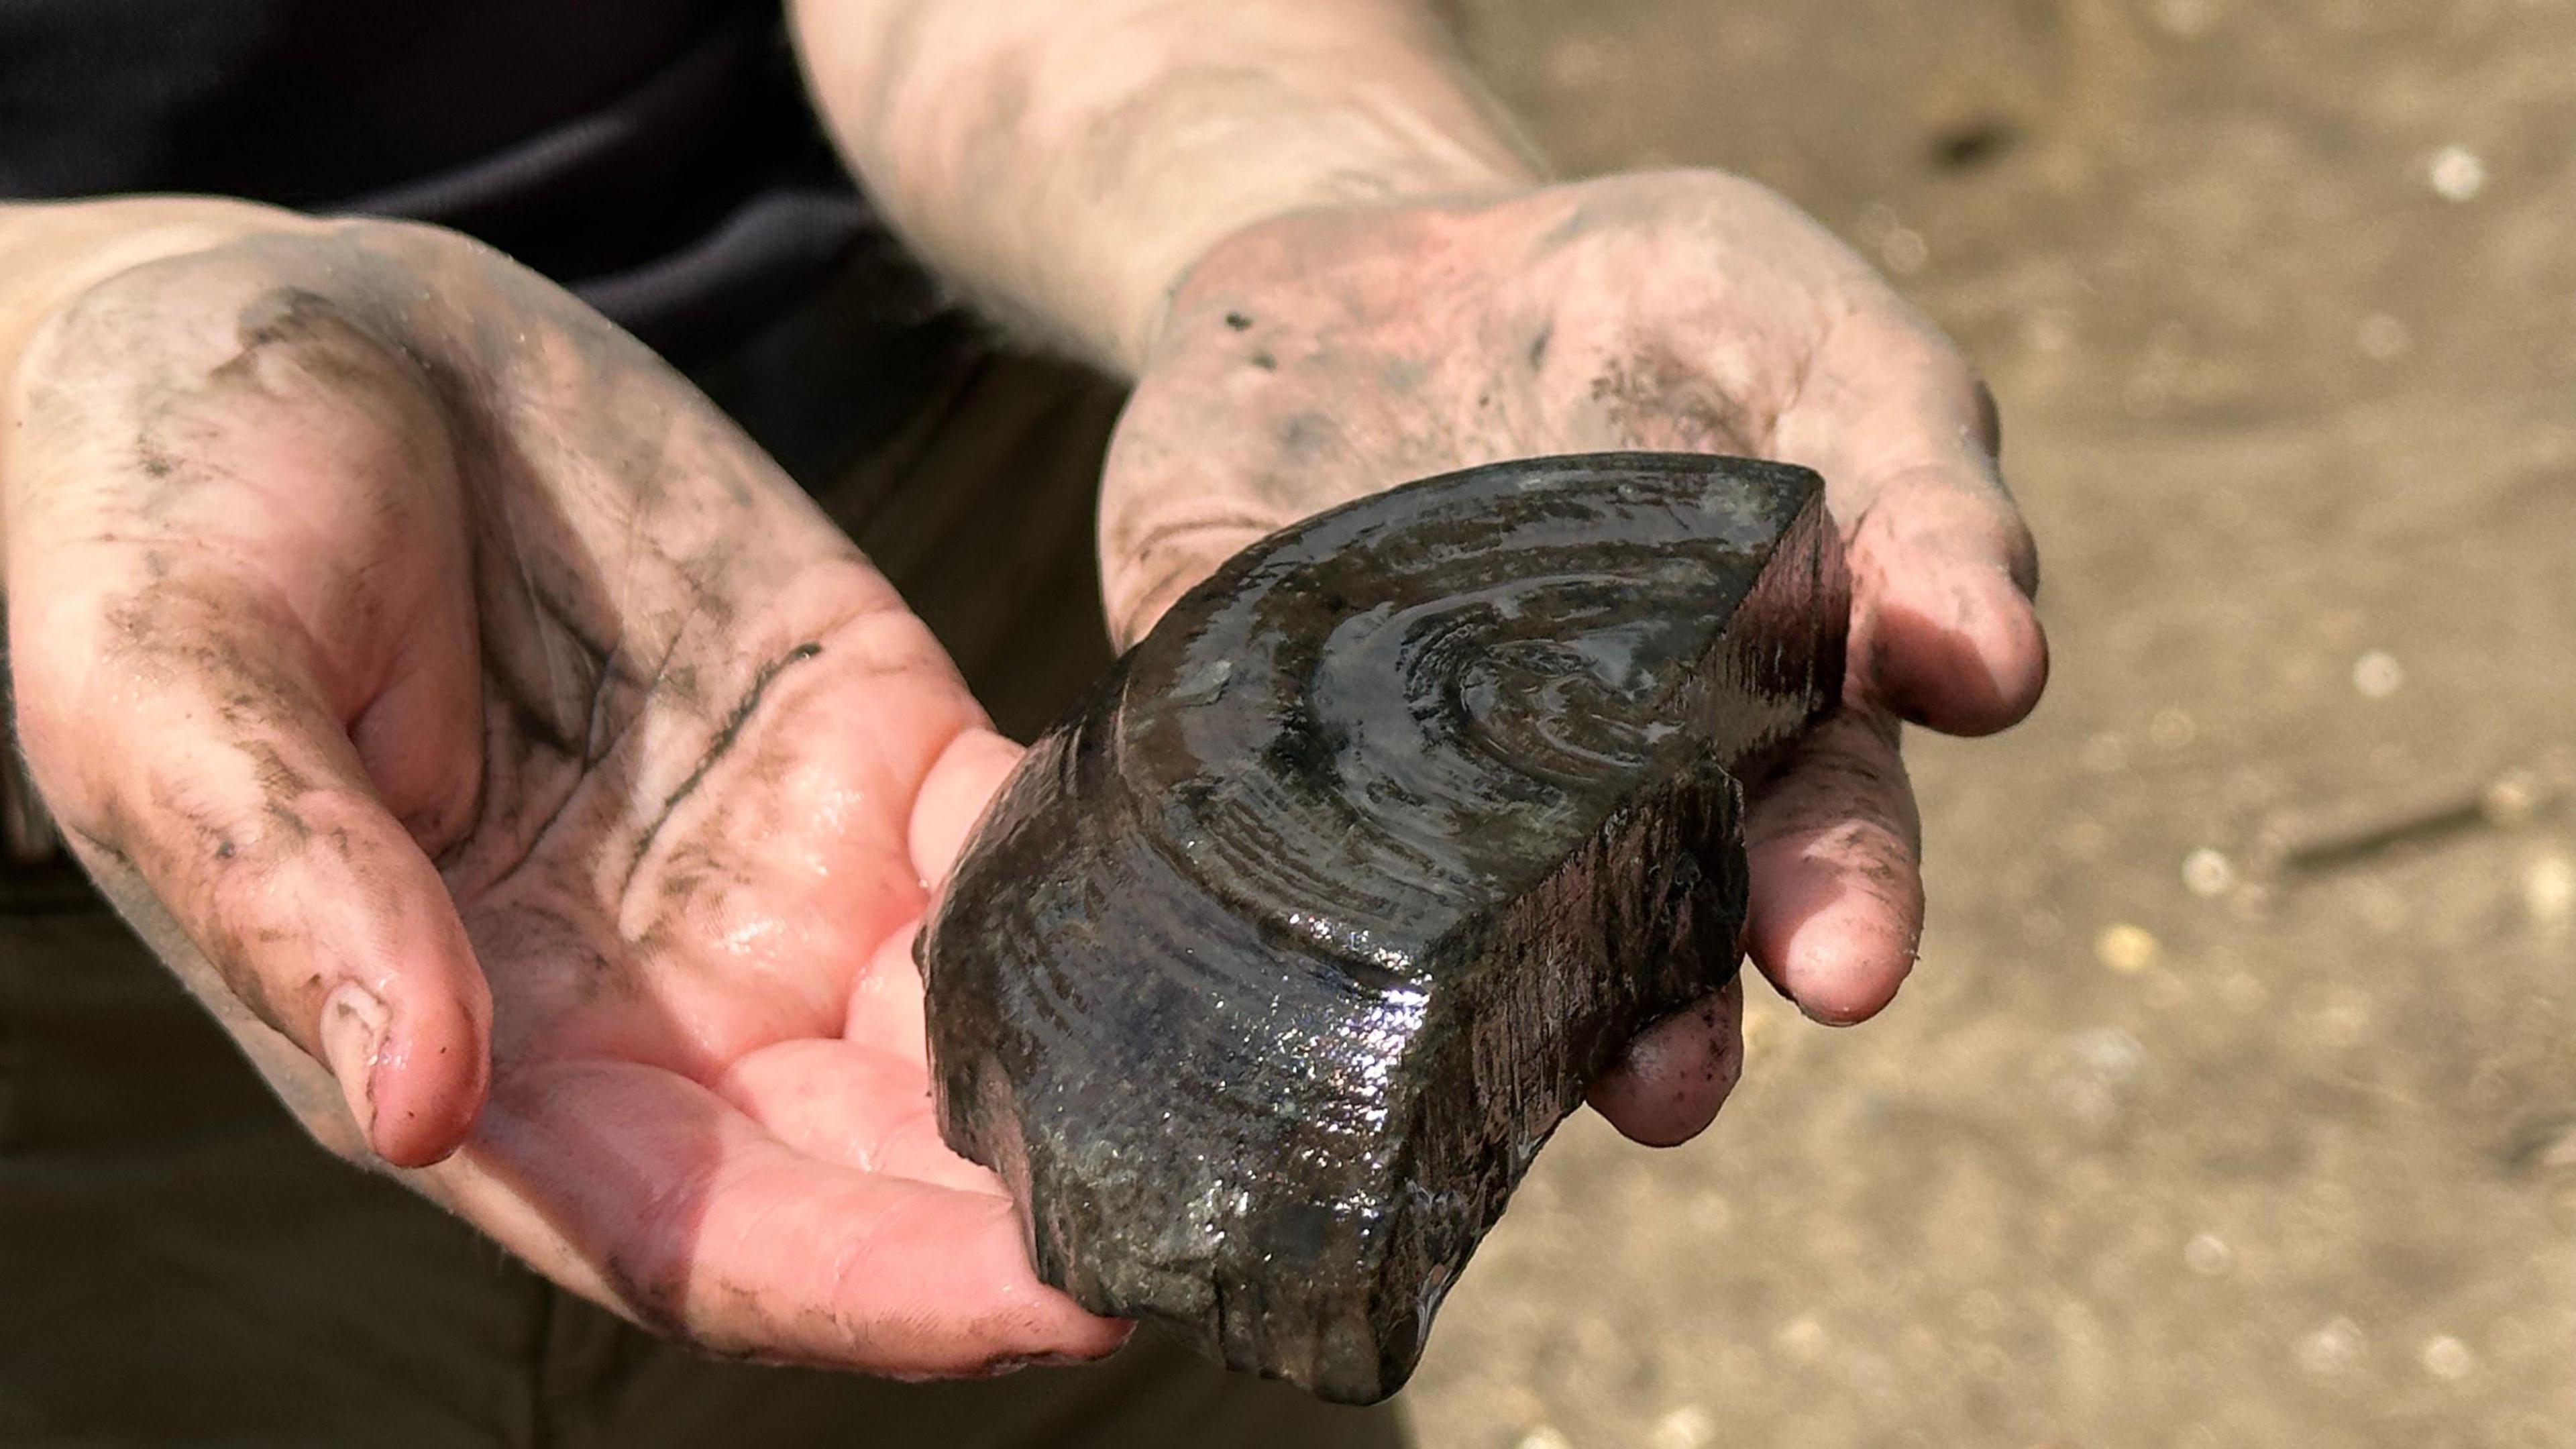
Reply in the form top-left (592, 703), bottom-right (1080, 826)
top-left (791, 0), bottom-right (1544, 372)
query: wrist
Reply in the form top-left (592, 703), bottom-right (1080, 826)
top-left (1121, 120), bottom-right (1540, 370)
top-left (799, 0), bottom-right (1548, 374)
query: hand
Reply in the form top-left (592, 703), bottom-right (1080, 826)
top-left (1099, 170), bottom-right (2048, 1146)
top-left (1, 216), bottom-right (1126, 1373)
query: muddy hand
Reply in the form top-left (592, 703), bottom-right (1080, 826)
top-left (0, 210), bottom-right (1125, 1373)
top-left (1099, 170), bottom-right (2048, 1146)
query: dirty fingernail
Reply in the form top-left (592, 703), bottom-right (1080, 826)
top-left (320, 983), bottom-right (388, 1146)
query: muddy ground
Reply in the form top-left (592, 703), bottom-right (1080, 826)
top-left (1402, 1), bottom-right (2576, 1446)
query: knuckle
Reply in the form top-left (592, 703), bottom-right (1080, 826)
top-left (334, 215), bottom-right (464, 255)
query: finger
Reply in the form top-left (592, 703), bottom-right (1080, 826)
top-left (466, 1060), bottom-right (1130, 1374)
top-left (10, 584), bottom-right (490, 1166)
top-left (1772, 303), bottom-right (2048, 735)
top-left (908, 727), bottom-right (1026, 890)
top-left (715, 1037), bottom-right (1000, 1194)
top-left (1844, 463), bottom-right (2051, 735)
top-left (855, 727), bottom-right (1023, 1069)
top-left (1585, 977), bottom-right (1745, 1147)
top-left (847, 926), bottom-right (934, 1059)
top-left (1742, 707), bottom-right (1923, 1026)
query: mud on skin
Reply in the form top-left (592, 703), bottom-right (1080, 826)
top-left (13, 227), bottom-right (851, 1061)
top-left (3, 215), bottom-right (1126, 1375)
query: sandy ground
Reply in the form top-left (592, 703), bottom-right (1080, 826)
top-left (1401, 1), bottom-right (2576, 1446)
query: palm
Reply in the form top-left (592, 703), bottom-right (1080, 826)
top-left (1104, 171), bottom-right (2023, 680)
top-left (433, 578), bottom-right (1071, 1370)
top-left (1100, 172), bottom-right (2045, 1142)
top-left (5, 234), bottom-right (1120, 1373)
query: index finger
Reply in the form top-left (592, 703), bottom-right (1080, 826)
top-left (1771, 297), bottom-right (2048, 735)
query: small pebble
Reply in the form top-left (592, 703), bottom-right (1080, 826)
top-left (2095, 923), bottom-right (2159, 974)
top-left (1651, 1406), bottom-right (1717, 1449)
top-left (2080, 732), bottom-right (2130, 774)
top-left (2314, 996), bottom-right (2375, 1048)
top-left (2480, 771), bottom-right (2544, 827)
top-left (2297, 1316), bottom-right (2367, 1375)
top-left (1498, 1385), bottom-right (1546, 1425)
top-left (2183, 847), bottom-right (2237, 898)
top-left (2070, 1026), bottom-right (2146, 1081)
top-left (1881, 227), bottom-right (1929, 275)
top-left (1518, 1428), bottom-right (1576, 1449)
top-left (2352, 650), bottom-right (2404, 699)
top-left (2428, 145), bottom-right (2487, 202)
top-left (2420, 1334), bottom-right (2475, 1381)
top-left (2056, 1075), bottom-right (2118, 1128)
top-left (1774, 1316), bottom-right (1829, 1362)
top-left (2184, 1232), bottom-right (2233, 1275)
top-left (2523, 854), bottom-right (2576, 926)
top-left (2149, 707), bottom-right (2198, 749)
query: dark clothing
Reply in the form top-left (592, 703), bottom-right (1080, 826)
top-left (0, 0), bottom-right (895, 370)
top-left (1, 0), bottom-right (979, 470)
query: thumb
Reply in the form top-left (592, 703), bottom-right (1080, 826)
top-left (9, 578), bottom-right (490, 1167)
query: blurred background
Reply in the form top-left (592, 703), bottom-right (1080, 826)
top-left (1402, 1), bottom-right (2576, 1445)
